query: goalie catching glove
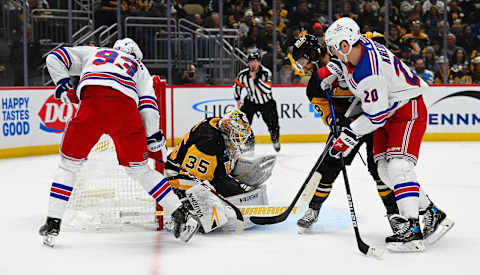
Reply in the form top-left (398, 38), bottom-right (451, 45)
top-left (55, 77), bottom-right (79, 104)
top-left (147, 130), bottom-right (168, 163)
top-left (330, 126), bottom-right (360, 158)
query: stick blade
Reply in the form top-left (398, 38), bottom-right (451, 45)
top-left (249, 213), bottom-right (287, 225)
top-left (366, 246), bottom-right (385, 259)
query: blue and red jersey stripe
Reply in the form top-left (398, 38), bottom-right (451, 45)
top-left (51, 47), bottom-right (72, 70)
top-left (80, 71), bottom-right (138, 94)
top-left (139, 95), bottom-right (159, 111)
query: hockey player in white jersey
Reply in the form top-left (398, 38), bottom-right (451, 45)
top-left (324, 18), bottom-right (454, 252)
top-left (39, 38), bottom-right (199, 246)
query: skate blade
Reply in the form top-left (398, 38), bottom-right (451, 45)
top-left (387, 240), bottom-right (425, 252)
top-left (42, 235), bottom-right (56, 248)
top-left (180, 218), bottom-right (200, 243)
top-left (426, 218), bottom-right (455, 245)
top-left (297, 226), bottom-right (312, 234)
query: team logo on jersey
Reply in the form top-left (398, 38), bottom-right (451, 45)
top-left (38, 95), bottom-right (78, 133)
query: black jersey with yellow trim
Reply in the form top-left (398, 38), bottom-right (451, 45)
top-left (167, 117), bottom-right (244, 196)
top-left (306, 74), bottom-right (355, 126)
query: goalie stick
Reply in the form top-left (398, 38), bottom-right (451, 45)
top-left (166, 160), bottom-right (245, 232)
top-left (325, 89), bottom-right (384, 258)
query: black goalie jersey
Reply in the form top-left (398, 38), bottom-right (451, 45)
top-left (166, 117), bottom-right (244, 197)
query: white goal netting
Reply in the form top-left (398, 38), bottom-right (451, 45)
top-left (63, 134), bottom-right (161, 231)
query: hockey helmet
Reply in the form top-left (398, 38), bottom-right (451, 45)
top-left (292, 33), bottom-right (326, 63)
top-left (247, 49), bottom-right (261, 62)
top-left (218, 109), bottom-right (252, 147)
top-left (113, 37), bottom-right (143, 61)
top-left (325, 17), bottom-right (361, 60)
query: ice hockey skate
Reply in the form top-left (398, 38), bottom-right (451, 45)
top-left (386, 215), bottom-right (425, 252)
top-left (39, 217), bottom-right (61, 247)
top-left (297, 208), bottom-right (319, 234)
top-left (171, 206), bottom-right (200, 243)
top-left (422, 203), bottom-right (455, 245)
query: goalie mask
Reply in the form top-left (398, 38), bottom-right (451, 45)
top-left (292, 33), bottom-right (326, 63)
top-left (218, 109), bottom-right (252, 148)
top-left (113, 37), bottom-right (143, 60)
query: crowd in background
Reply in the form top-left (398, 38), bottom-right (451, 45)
top-left (3, 0), bottom-right (480, 85)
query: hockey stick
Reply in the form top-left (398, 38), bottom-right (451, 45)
top-left (325, 89), bottom-right (384, 258)
top-left (166, 160), bottom-right (245, 231)
top-left (249, 135), bottom-right (333, 225)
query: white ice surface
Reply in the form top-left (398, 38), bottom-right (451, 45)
top-left (1, 142), bottom-right (479, 275)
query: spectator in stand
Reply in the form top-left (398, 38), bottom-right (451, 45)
top-left (422, 0), bottom-right (444, 15)
top-left (424, 5), bottom-right (442, 42)
top-left (205, 12), bottom-right (220, 29)
top-left (358, 2), bottom-right (380, 32)
top-left (410, 1), bottom-right (424, 22)
top-left (312, 22), bottom-right (323, 44)
top-left (450, 47), bottom-right (472, 84)
top-left (278, 58), bottom-right (298, 84)
top-left (424, 46), bottom-right (440, 76)
top-left (413, 57), bottom-right (434, 84)
top-left (251, 0), bottom-right (267, 28)
top-left (124, 0), bottom-right (148, 17)
top-left (173, 64), bottom-right (206, 85)
top-left (379, 3), bottom-right (404, 34)
top-left (262, 40), bottom-right (284, 75)
top-left (471, 57), bottom-right (480, 83)
top-left (335, 1), bottom-right (357, 21)
top-left (447, 1), bottom-right (465, 27)
top-left (435, 56), bottom-right (453, 83)
top-left (192, 13), bottom-right (204, 28)
top-left (288, 0), bottom-right (313, 32)
top-left (387, 24), bottom-right (403, 56)
top-left (242, 25), bottom-right (261, 50)
top-left (266, 0), bottom-right (288, 35)
top-left (239, 9), bottom-right (255, 38)
top-left (227, 2), bottom-right (244, 29)
top-left (95, 0), bottom-right (126, 28)
top-left (312, 0), bottom-right (329, 25)
top-left (458, 24), bottom-right (479, 58)
top-left (402, 20), bottom-right (430, 58)
top-left (446, 33), bottom-right (460, 63)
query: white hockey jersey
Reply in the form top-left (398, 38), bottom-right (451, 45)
top-left (46, 46), bottom-right (160, 136)
top-left (339, 37), bottom-right (429, 136)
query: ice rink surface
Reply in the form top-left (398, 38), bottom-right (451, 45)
top-left (1, 142), bottom-right (479, 275)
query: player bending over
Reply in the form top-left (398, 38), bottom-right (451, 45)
top-left (324, 18), bottom-right (454, 252)
top-left (291, 33), bottom-right (400, 234)
top-left (39, 38), bottom-right (199, 247)
top-left (165, 109), bottom-right (276, 232)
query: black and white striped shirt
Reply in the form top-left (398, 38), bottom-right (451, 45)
top-left (233, 64), bottom-right (273, 104)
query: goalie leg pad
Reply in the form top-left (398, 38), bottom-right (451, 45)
top-left (185, 184), bottom-right (235, 233)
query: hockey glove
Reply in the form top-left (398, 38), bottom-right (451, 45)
top-left (330, 126), bottom-right (360, 158)
top-left (55, 78), bottom-right (79, 104)
top-left (326, 114), bottom-right (350, 133)
top-left (147, 130), bottom-right (168, 163)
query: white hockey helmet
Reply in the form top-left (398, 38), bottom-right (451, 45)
top-left (113, 37), bottom-right (143, 60)
top-left (325, 17), bottom-right (361, 61)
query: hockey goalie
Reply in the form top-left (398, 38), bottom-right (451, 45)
top-left (164, 109), bottom-right (276, 233)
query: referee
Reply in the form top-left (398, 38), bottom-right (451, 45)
top-left (233, 50), bottom-right (281, 152)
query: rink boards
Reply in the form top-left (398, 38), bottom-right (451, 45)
top-left (1, 84), bottom-right (479, 158)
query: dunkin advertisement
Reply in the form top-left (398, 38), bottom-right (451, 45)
top-left (0, 87), bottom-right (78, 157)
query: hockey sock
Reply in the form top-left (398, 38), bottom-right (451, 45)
top-left (309, 182), bottom-right (332, 210)
top-left (47, 158), bottom-right (82, 219)
top-left (125, 165), bottom-right (182, 213)
top-left (375, 180), bottom-right (399, 215)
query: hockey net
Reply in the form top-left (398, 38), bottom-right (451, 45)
top-left (63, 76), bottom-right (166, 231)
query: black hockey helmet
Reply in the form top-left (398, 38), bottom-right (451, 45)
top-left (292, 33), bottom-right (326, 63)
top-left (247, 49), bottom-right (261, 61)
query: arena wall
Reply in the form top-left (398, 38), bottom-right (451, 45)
top-left (1, 85), bottom-right (479, 158)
